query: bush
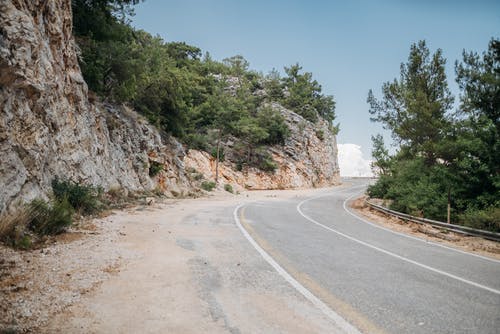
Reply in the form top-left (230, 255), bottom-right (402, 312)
top-left (149, 161), bottom-right (164, 177)
top-left (28, 198), bottom-right (74, 235)
top-left (224, 184), bottom-right (234, 193)
top-left (52, 178), bottom-right (102, 215)
top-left (0, 208), bottom-right (33, 249)
top-left (211, 147), bottom-right (225, 161)
top-left (258, 157), bottom-right (278, 172)
top-left (185, 133), bottom-right (209, 151)
top-left (257, 106), bottom-right (290, 145)
top-left (201, 181), bottom-right (216, 191)
top-left (367, 174), bottom-right (392, 198)
top-left (315, 129), bottom-right (325, 141)
top-left (459, 206), bottom-right (500, 232)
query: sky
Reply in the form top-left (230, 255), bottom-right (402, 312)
top-left (131, 0), bottom-right (499, 172)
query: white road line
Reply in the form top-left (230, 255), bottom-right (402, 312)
top-left (297, 197), bottom-right (500, 296)
top-left (233, 204), bottom-right (361, 334)
top-left (297, 184), bottom-right (500, 264)
top-left (341, 191), bottom-right (500, 264)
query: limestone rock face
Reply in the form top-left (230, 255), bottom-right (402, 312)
top-left (0, 0), bottom-right (339, 216)
top-left (0, 0), bottom-right (191, 215)
top-left (185, 103), bottom-right (340, 190)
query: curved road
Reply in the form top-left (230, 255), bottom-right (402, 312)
top-left (235, 179), bottom-right (500, 334)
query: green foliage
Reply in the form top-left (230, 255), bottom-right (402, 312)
top-left (0, 208), bottom-right (34, 249)
top-left (211, 147), bottom-right (225, 161)
top-left (455, 38), bottom-right (499, 128)
top-left (224, 184), bottom-right (234, 193)
top-left (315, 129), bottom-right (325, 141)
top-left (257, 106), bottom-right (290, 145)
top-left (28, 198), bottom-right (74, 236)
top-left (201, 181), bottom-right (216, 191)
top-left (370, 134), bottom-right (390, 175)
top-left (148, 161), bottom-right (164, 177)
top-left (72, 1), bottom-right (336, 175)
top-left (258, 158), bottom-right (278, 172)
top-left (15, 235), bottom-right (32, 250)
top-left (254, 150), bottom-right (278, 172)
top-left (185, 133), bottom-right (209, 151)
top-left (51, 178), bottom-right (102, 215)
top-left (368, 39), bottom-right (499, 231)
top-left (368, 40), bottom-right (453, 165)
top-left (367, 174), bottom-right (391, 199)
top-left (281, 63), bottom-right (336, 123)
top-left (458, 206), bottom-right (500, 232)
top-left (264, 69), bottom-right (284, 100)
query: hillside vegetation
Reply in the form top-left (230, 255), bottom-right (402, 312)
top-left (72, 0), bottom-right (337, 171)
top-left (368, 39), bottom-right (499, 231)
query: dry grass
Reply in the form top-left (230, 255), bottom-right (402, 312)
top-left (0, 208), bottom-right (32, 240)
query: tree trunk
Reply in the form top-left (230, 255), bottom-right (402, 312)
top-left (215, 128), bottom-right (221, 185)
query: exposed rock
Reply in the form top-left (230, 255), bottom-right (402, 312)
top-left (185, 103), bottom-right (340, 190)
top-left (0, 0), bottom-right (191, 216)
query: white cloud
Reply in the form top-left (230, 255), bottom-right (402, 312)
top-left (338, 144), bottom-right (373, 177)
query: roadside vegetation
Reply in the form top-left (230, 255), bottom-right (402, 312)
top-left (72, 0), bottom-right (337, 172)
top-left (0, 179), bottom-right (104, 249)
top-left (368, 39), bottom-right (499, 232)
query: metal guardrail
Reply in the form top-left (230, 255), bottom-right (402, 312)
top-left (365, 200), bottom-right (500, 242)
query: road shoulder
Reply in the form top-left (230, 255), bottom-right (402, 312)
top-left (349, 196), bottom-right (500, 261)
top-left (1, 187), bottom-right (346, 333)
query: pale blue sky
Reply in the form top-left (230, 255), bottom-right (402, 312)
top-left (131, 0), bottom-right (499, 159)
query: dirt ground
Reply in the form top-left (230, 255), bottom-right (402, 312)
top-left (0, 187), bottom-right (346, 334)
top-left (350, 196), bottom-right (500, 260)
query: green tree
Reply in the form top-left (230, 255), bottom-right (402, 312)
top-left (223, 55), bottom-right (250, 79)
top-left (282, 63), bottom-right (336, 123)
top-left (368, 40), bottom-right (454, 165)
top-left (456, 39), bottom-right (499, 130)
top-left (370, 134), bottom-right (391, 175)
top-left (264, 69), bottom-right (284, 100)
top-left (257, 106), bottom-right (290, 145)
top-left (451, 39), bottom-right (500, 215)
top-left (368, 39), bottom-right (500, 231)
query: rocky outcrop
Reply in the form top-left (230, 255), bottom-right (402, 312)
top-left (0, 0), bottom-right (192, 216)
top-left (185, 103), bottom-right (340, 190)
top-left (0, 0), bottom-right (339, 216)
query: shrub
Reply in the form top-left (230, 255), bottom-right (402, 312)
top-left (258, 157), bottom-right (278, 172)
top-left (201, 181), bottom-right (216, 191)
top-left (28, 198), bottom-right (74, 235)
top-left (185, 133), bottom-right (209, 151)
top-left (367, 174), bottom-right (392, 199)
top-left (0, 208), bottom-right (33, 248)
top-left (210, 147), bottom-right (225, 161)
top-left (459, 206), bottom-right (500, 232)
top-left (52, 178), bottom-right (102, 215)
top-left (257, 106), bottom-right (290, 145)
top-left (224, 184), bottom-right (234, 193)
top-left (148, 161), bottom-right (164, 177)
top-left (315, 129), bottom-right (325, 141)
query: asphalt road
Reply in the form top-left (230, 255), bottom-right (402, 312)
top-left (236, 179), bottom-right (500, 334)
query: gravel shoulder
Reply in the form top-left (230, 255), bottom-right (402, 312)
top-left (1, 186), bottom-right (347, 333)
top-left (350, 196), bottom-right (500, 260)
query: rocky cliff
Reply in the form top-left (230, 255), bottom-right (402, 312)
top-left (185, 103), bottom-right (340, 190)
top-left (0, 0), bottom-right (339, 216)
top-left (0, 0), bottom-right (193, 216)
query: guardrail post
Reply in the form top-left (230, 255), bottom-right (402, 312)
top-left (447, 188), bottom-right (451, 225)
